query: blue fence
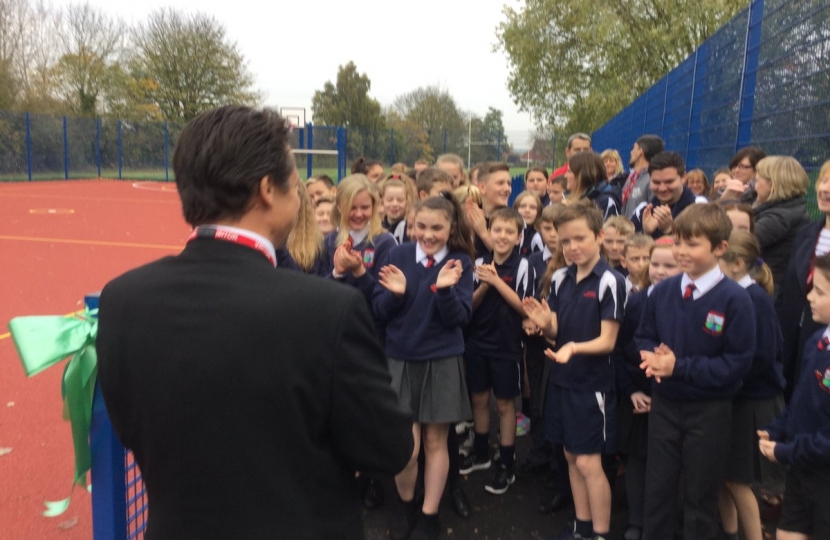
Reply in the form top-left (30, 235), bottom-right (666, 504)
top-left (592, 0), bottom-right (830, 182)
top-left (0, 110), bottom-right (532, 182)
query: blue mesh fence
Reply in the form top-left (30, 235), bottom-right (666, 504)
top-left (592, 0), bottom-right (830, 218)
top-left (0, 115), bottom-right (345, 182)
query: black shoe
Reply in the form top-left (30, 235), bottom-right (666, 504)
top-left (484, 463), bottom-right (516, 495)
top-left (449, 486), bottom-right (471, 518)
top-left (360, 476), bottom-right (385, 509)
top-left (409, 512), bottom-right (440, 540)
top-left (459, 453), bottom-right (491, 475)
top-left (622, 524), bottom-right (642, 540)
top-left (538, 492), bottom-right (573, 514)
top-left (390, 497), bottom-right (418, 540)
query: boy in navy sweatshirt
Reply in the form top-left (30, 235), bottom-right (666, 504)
top-left (524, 202), bottom-right (625, 540)
top-left (760, 252), bottom-right (830, 540)
top-left (460, 207), bottom-right (535, 496)
top-left (636, 203), bottom-right (755, 540)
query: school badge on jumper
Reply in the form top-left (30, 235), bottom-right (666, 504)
top-left (363, 249), bottom-right (375, 267)
top-left (703, 311), bottom-right (725, 336)
top-left (815, 368), bottom-right (830, 394)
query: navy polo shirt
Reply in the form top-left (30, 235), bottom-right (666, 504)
top-left (519, 224), bottom-right (543, 257)
top-left (474, 216), bottom-right (491, 259)
top-left (467, 250), bottom-right (535, 360)
top-left (548, 257), bottom-right (626, 391)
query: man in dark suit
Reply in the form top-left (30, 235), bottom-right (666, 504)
top-left (96, 106), bottom-right (414, 540)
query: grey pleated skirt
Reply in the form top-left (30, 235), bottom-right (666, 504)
top-left (387, 355), bottom-right (473, 424)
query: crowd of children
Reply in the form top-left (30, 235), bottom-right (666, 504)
top-left (280, 151), bottom-right (830, 540)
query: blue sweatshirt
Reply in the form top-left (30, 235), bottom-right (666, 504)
top-left (739, 282), bottom-right (786, 399)
top-left (373, 243), bottom-right (473, 361)
top-left (765, 327), bottom-right (830, 466)
top-left (317, 230), bottom-right (398, 306)
top-left (615, 288), bottom-right (650, 398)
top-left (634, 274), bottom-right (755, 401)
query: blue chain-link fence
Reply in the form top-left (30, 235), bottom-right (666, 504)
top-left (593, 0), bottom-right (830, 216)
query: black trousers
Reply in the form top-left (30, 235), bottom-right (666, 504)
top-left (525, 337), bottom-right (553, 467)
top-left (643, 394), bottom-right (731, 540)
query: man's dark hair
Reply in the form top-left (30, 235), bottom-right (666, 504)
top-left (173, 106), bottom-right (295, 226)
top-left (648, 151), bottom-right (686, 177)
top-left (729, 146), bottom-right (767, 170)
top-left (636, 135), bottom-right (665, 162)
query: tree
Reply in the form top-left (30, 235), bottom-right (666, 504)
top-left (496, 0), bottom-right (747, 134)
top-left (392, 86), bottom-right (465, 154)
top-left (130, 8), bottom-right (260, 122)
top-left (52, 3), bottom-right (124, 116)
top-left (311, 61), bottom-right (388, 159)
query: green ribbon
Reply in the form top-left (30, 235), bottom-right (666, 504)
top-left (8, 309), bottom-right (98, 517)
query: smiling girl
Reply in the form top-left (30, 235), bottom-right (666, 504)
top-left (374, 193), bottom-right (475, 540)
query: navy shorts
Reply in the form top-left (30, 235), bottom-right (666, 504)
top-left (778, 465), bottom-right (830, 536)
top-left (545, 384), bottom-right (616, 455)
top-left (465, 348), bottom-right (521, 399)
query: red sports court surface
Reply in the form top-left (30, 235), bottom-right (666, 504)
top-left (0, 180), bottom-right (190, 540)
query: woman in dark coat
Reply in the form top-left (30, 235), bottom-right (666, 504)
top-left (752, 156), bottom-right (810, 300)
top-left (775, 159), bottom-right (830, 402)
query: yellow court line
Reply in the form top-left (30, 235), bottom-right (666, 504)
top-left (0, 234), bottom-right (182, 250)
top-left (0, 309), bottom-right (84, 341)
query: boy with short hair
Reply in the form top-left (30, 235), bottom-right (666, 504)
top-left (466, 163), bottom-right (513, 258)
top-left (636, 203), bottom-right (755, 540)
top-left (461, 207), bottom-right (535, 496)
top-left (602, 216), bottom-right (635, 273)
top-left (306, 174), bottom-right (336, 204)
top-left (524, 202), bottom-right (626, 540)
top-left (549, 175), bottom-right (567, 205)
top-left (620, 234), bottom-right (654, 293)
top-left (415, 167), bottom-right (453, 200)
top-left (759, 252), bottom-right (830, 540)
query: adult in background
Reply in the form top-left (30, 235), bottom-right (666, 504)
top-left (776, 159), bottom-right (830, 402)
top-left (548, 133), bottom-right (592, 180)
top-left (751, 156), bottom-right (809, 300)
top-left (720, 146), bottom-right (767, 204)
top-left (601, 149), bottom-right (628, 190)
top-left (96, 106), bottom-right (414, 540)
top-left (631, 151), bottom-right (707, 239)
top-left (621, 135), bottom-right (664, 219)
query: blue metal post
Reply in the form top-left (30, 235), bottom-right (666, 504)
top-left (164, 120), bottom-right (169, 182)
top-left (389, 128), bottom-right (394, 166)
top-left (26, 113), bottom-right (32, 181)
top-left (736, 0), bottom-right (764, 151)
top-left (443, 129), bottom-right (447, 154)
top-left (96, 118), bottom-right (101, 178)
top-left (117, 120), bottom-right (122, 180)
top-left (63, 116), bottom-right (69, 180)
top-left (306, 123), bottom-right (313, 180)
top-left (336, 127), bottom-right (345, 181)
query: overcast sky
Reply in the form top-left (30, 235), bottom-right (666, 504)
top-left (55, 0), bottom-right (536, 147)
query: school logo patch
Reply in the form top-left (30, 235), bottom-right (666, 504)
top-left (815, 368), bottom-right (830, 394)
top-left (430, 284), bottom-right (437, 293)
top-left (583, 291), bottom-right (597, 299)
top-left (502, 275), bottom-right (514, 284)
top-left (363, 249), bottom-right (375, 267)
top-left (703, 311), bottom-right (725, 336)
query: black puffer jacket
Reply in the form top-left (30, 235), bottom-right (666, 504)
top-left (754, 196), bottom-right (809, 298)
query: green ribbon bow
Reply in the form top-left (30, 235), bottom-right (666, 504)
top-left (8, 308), bottom-right (98, 517)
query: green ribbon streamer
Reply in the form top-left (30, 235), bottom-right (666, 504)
top-left (8, 309), bottom-right (98, 517)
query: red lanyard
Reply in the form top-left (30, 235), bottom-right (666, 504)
top-left (188, 226), bottom-right (276, 267)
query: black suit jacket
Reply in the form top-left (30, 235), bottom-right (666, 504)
top-left (776, 219), bottom-right (823, 402)
top-left (96, 237), bottom-right (414, 540)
